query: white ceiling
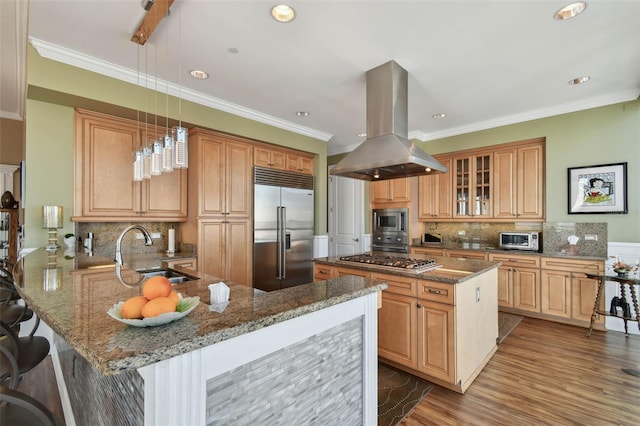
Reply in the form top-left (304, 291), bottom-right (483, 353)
top-left (8, 1), bottom-right (640, 154)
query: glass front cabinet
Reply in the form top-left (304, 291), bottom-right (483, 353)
top-left (453, 154), bottom-right (492, 218)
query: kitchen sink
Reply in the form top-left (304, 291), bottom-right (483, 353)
top-left (135, 268), bottom-right (199, 284)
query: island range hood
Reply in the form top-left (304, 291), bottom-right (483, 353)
top-left (330, 60), bottom-right (447, 181)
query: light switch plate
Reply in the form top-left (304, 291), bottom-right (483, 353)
top-left (584, 234), bottom-right (598, 241)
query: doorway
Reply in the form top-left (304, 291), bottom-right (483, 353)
top-left (328, 166), bottom-right (365, 256)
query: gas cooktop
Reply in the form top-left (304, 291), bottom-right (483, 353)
top-left (337, 254), bottom-right (441, 273)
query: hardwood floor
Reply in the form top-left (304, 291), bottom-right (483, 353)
top-left (15, 317), bottom-right (640, 426)
top-left (402, 317), bottom-right (640, 425)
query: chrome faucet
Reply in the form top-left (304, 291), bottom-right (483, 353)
top-left (114, 225), bottom-right (153, 265)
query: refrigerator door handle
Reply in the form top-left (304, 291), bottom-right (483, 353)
top-left (281, 206), bottom-right (287, 278)
top-left (276, 206), bottom-right (283, 279)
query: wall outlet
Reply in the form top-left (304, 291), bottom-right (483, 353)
top-left (584, 234), bottom-right (598, 241)
top-left (135, 232), bottom-right (144, 240)
top-left (476, 287), bottom-right (480, 302)
top-left (151, 232), bottom-right (162, 239)
top-left (458, 230), bottom-right (466, 236)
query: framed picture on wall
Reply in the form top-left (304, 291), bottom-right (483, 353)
top-left (568, 162), bottom-right (627, 214)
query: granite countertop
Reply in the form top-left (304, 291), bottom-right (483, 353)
top-left (411, 243), bottom-right (607, 261)
top-left (12, 249), bottom-right (386, 376)
top-left (314, 253), bottom-right (500, 284)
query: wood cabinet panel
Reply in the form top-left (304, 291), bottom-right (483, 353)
top-left (411, 247), bottom-right (446, 257)
top-left (198, 219), bottom-right (252, 285)
top-left (313, 264), bottom-right (335, 282)
top-left (254, 146), bottom-right (286, 170)
top-left (490, 253), bottom-right (540, 312)
top-left (371, 272), bottom-right (417, 297)
top-left (371, 178), bottom-right (411, 204)
top-left (418, 279), bottom-right (455, 304)
top-left (378, 292), bottom-right (417, 368)
top-left (334, 266), bottom-right (370, 278)
top-left (286, 153), bottom-right (313, 175)
top-left (73, 110), bottom-right (187, 221)
top-left (541, 269), bottom-right (571, 318)
top-left (453, 153), bottom-right (492, 219)
top-left (417, 301), bottom-right (455, 382)
top-left (418, 156), bottom-right (452, 219)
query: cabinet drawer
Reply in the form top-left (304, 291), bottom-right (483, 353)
top-left (447, 250), bottom-right (488, 261)
top-left (489, 253), bottom-right (540, 268)
top-left (418, 280), bottom-right (455, 305)
top-left (313, 264), bottom-right (335, 281)
top-left (371, 272), bottom-right (417, 297)
top-left (411, 247), bottom-right (446, 257)
top-left (540, 257), bottom-right (604, 274)
top-left (334, 266), bottom-right (370, 279)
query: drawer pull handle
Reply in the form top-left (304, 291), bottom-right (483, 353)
top-left (428, 288), bottom-right (442, 294)
top-left (319, 270), bottom-right (328, 275)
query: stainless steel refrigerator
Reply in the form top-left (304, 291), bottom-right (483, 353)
top-left (254, 167), bottom-right (314, 292)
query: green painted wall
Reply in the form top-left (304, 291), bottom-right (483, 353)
top-left (24, 46), bottom-right (328, 247)
top-left (328, 101), bottom-right (640, 243)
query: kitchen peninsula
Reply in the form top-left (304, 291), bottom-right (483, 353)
top-left (314, 252), bottom-right (500, 393)
top-left (13, 249), bottom-right (387, 426)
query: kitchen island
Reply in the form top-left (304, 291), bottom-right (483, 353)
top-left (13, 249), bottom-right (387, 425)
top-left (314, 252), bottom-right (500, 393)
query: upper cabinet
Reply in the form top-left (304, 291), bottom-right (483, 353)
top-left (416, 138), bottom-right (545, 222)
top-left (453, 153), bottom-right (492, 219)
top-left (493, 139), bottom-right (545, 220)
top-left (73, 110), bottom-right (187, 222)
top-left (418, 155), bottom-right (452, 220)
top-left (371, 177), bottom-right (412, 205)
top-left (254, 145), bottom-right (313, 175)
top-left (189, 128), bottom-right (253, 219)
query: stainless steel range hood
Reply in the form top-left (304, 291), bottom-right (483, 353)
top-left (331, 60), bottom-right (447, 181)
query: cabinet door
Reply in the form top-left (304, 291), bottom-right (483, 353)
top-left (453, 154), bottom-right (491, 218)
top-left (199, 221), bottom-right (224, 278)
top-left (493, 148), bottom-right (517, 219)
top-left (225, 219), bottom-right (252, 285)
top-left (76, 113), bottom-right (141, 218)
top-left (496, 266), bottom-right (513, 308)
top-left (334, 266), bottom-right (370, 278)
top-left (378, 292), bottom-right (417, 368)
top-left (371, 178), bottom-right (411, 203)
top-left (571, 273), bottom-right (603, 323)
top-left (417, 300), bottom-right (455, 382)
top-left (371, 180), bottom-right (391, 203)
top-left (255, 146), bottom-right (286, 170)
top-left (418, 157), bottom-right (452, 219)
top-left (517, 143), bottom-right (544, 219)
top-left (225, 141), bottom-right (252, 218)
top-left (513, 268), bottom-right (540, 313)
top-left (286, 153), bottom-right (313, 175)
top-left (198, 136), bottom-right (226, 216)
top-left (541, 269), bottom-right (571, 318)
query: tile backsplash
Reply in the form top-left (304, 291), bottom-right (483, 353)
top-left (419, 221), bottom-right (607, 257)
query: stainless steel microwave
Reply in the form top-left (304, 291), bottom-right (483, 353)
top-left (499, 231), bottom-right (541, 252)
top-left (373, 208), bottom-right (407, 233)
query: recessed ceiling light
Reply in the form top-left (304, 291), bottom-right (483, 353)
top-left (568, 76), bottom-right (590, 85)
top-left (296, 111), bottom-right (309, 117)
top-left (432, 113), bottom-right (447, 119)
top-left (554, 2), bottom-right (587, 20)
top-left (190, 70), bottom-right (209, 79)
top-left (271, 4), bottom-right (295, 23)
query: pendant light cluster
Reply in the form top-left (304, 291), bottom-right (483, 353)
top-left (132, 0), bottom-right (188, 182)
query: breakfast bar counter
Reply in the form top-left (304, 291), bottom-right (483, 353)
top-left (13, 248), bottom-right (386, 425)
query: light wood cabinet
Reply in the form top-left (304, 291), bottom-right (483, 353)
top-left (452, 153), bottom-right (492, 219)
top-left (411, 247), bottom-right (446, 257)
top-left (446, 249), bottom-right (488, 261)
top-left (489, 253), bottom-right (540, 312)
top-left (73, 110), bottom-right (187, 221)
top-left (183, 128), bottom-right (253, 285)
top-left (371, 178), bottom-right (411, 204)
top-left (313, 264), bottom-right (335, 282)
top-left (286, 153), bottom-right (313, 175)
top-left (198, 219), bottom-right (252, 285)
top-left (378, 291), bottom-right (418, 368)
top-left (334, 266), bottom-right (370, 279)
top-left (417, 300), bottom-right (455, 382)
top-left (418, 156), bottom-right (452, 219)
top-left (493, 140), bottom-right (544, 220)
top-left (254, 146), bottom-right (286, 170)
top-left (540, 257), bottom-right (605, 327)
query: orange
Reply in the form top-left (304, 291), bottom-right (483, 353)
top-left (143, 276), bottom-right (172, 300)
top-left (168, 290), bottom-right (180, 306)
top-left (120, 296), bottom-right (149, 319)
top-left (141, 296), bottom-right (177, 318)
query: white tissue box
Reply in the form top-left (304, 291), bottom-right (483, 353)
top-left (208, 282), bottom-right (230, 304)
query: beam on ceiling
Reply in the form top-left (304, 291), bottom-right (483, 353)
top-left (131, 0), bottom-right (175, 45)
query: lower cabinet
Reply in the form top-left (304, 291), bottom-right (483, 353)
top-left (378, 291), bottom-right (417, 368)
top-left (540, 257), bottom-right (605, 327)
top-left (313, 264), bottom-right (335, 282)
top-left (199, 220), bottom-right (252, 286)
top-left (489, 253), bottom-right (540, 313)
top-left (417, 300), bottom-right (455, 383)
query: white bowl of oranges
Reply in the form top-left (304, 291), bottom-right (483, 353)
top-left (108, 276), bottom-right (200, 327)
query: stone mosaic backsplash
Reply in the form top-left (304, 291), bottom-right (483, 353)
top-left (417, 221), bottom-right (607, 257)
top-left (73, 222), bottom-right (194, 256)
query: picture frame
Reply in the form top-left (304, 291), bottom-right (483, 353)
top-left (568, 162), bottom-right (627, 214)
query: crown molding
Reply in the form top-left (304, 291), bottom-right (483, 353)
top-left (29, 38), bottom-right (333, 142)
top-left (409, 90), bottom-right (640, 142)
